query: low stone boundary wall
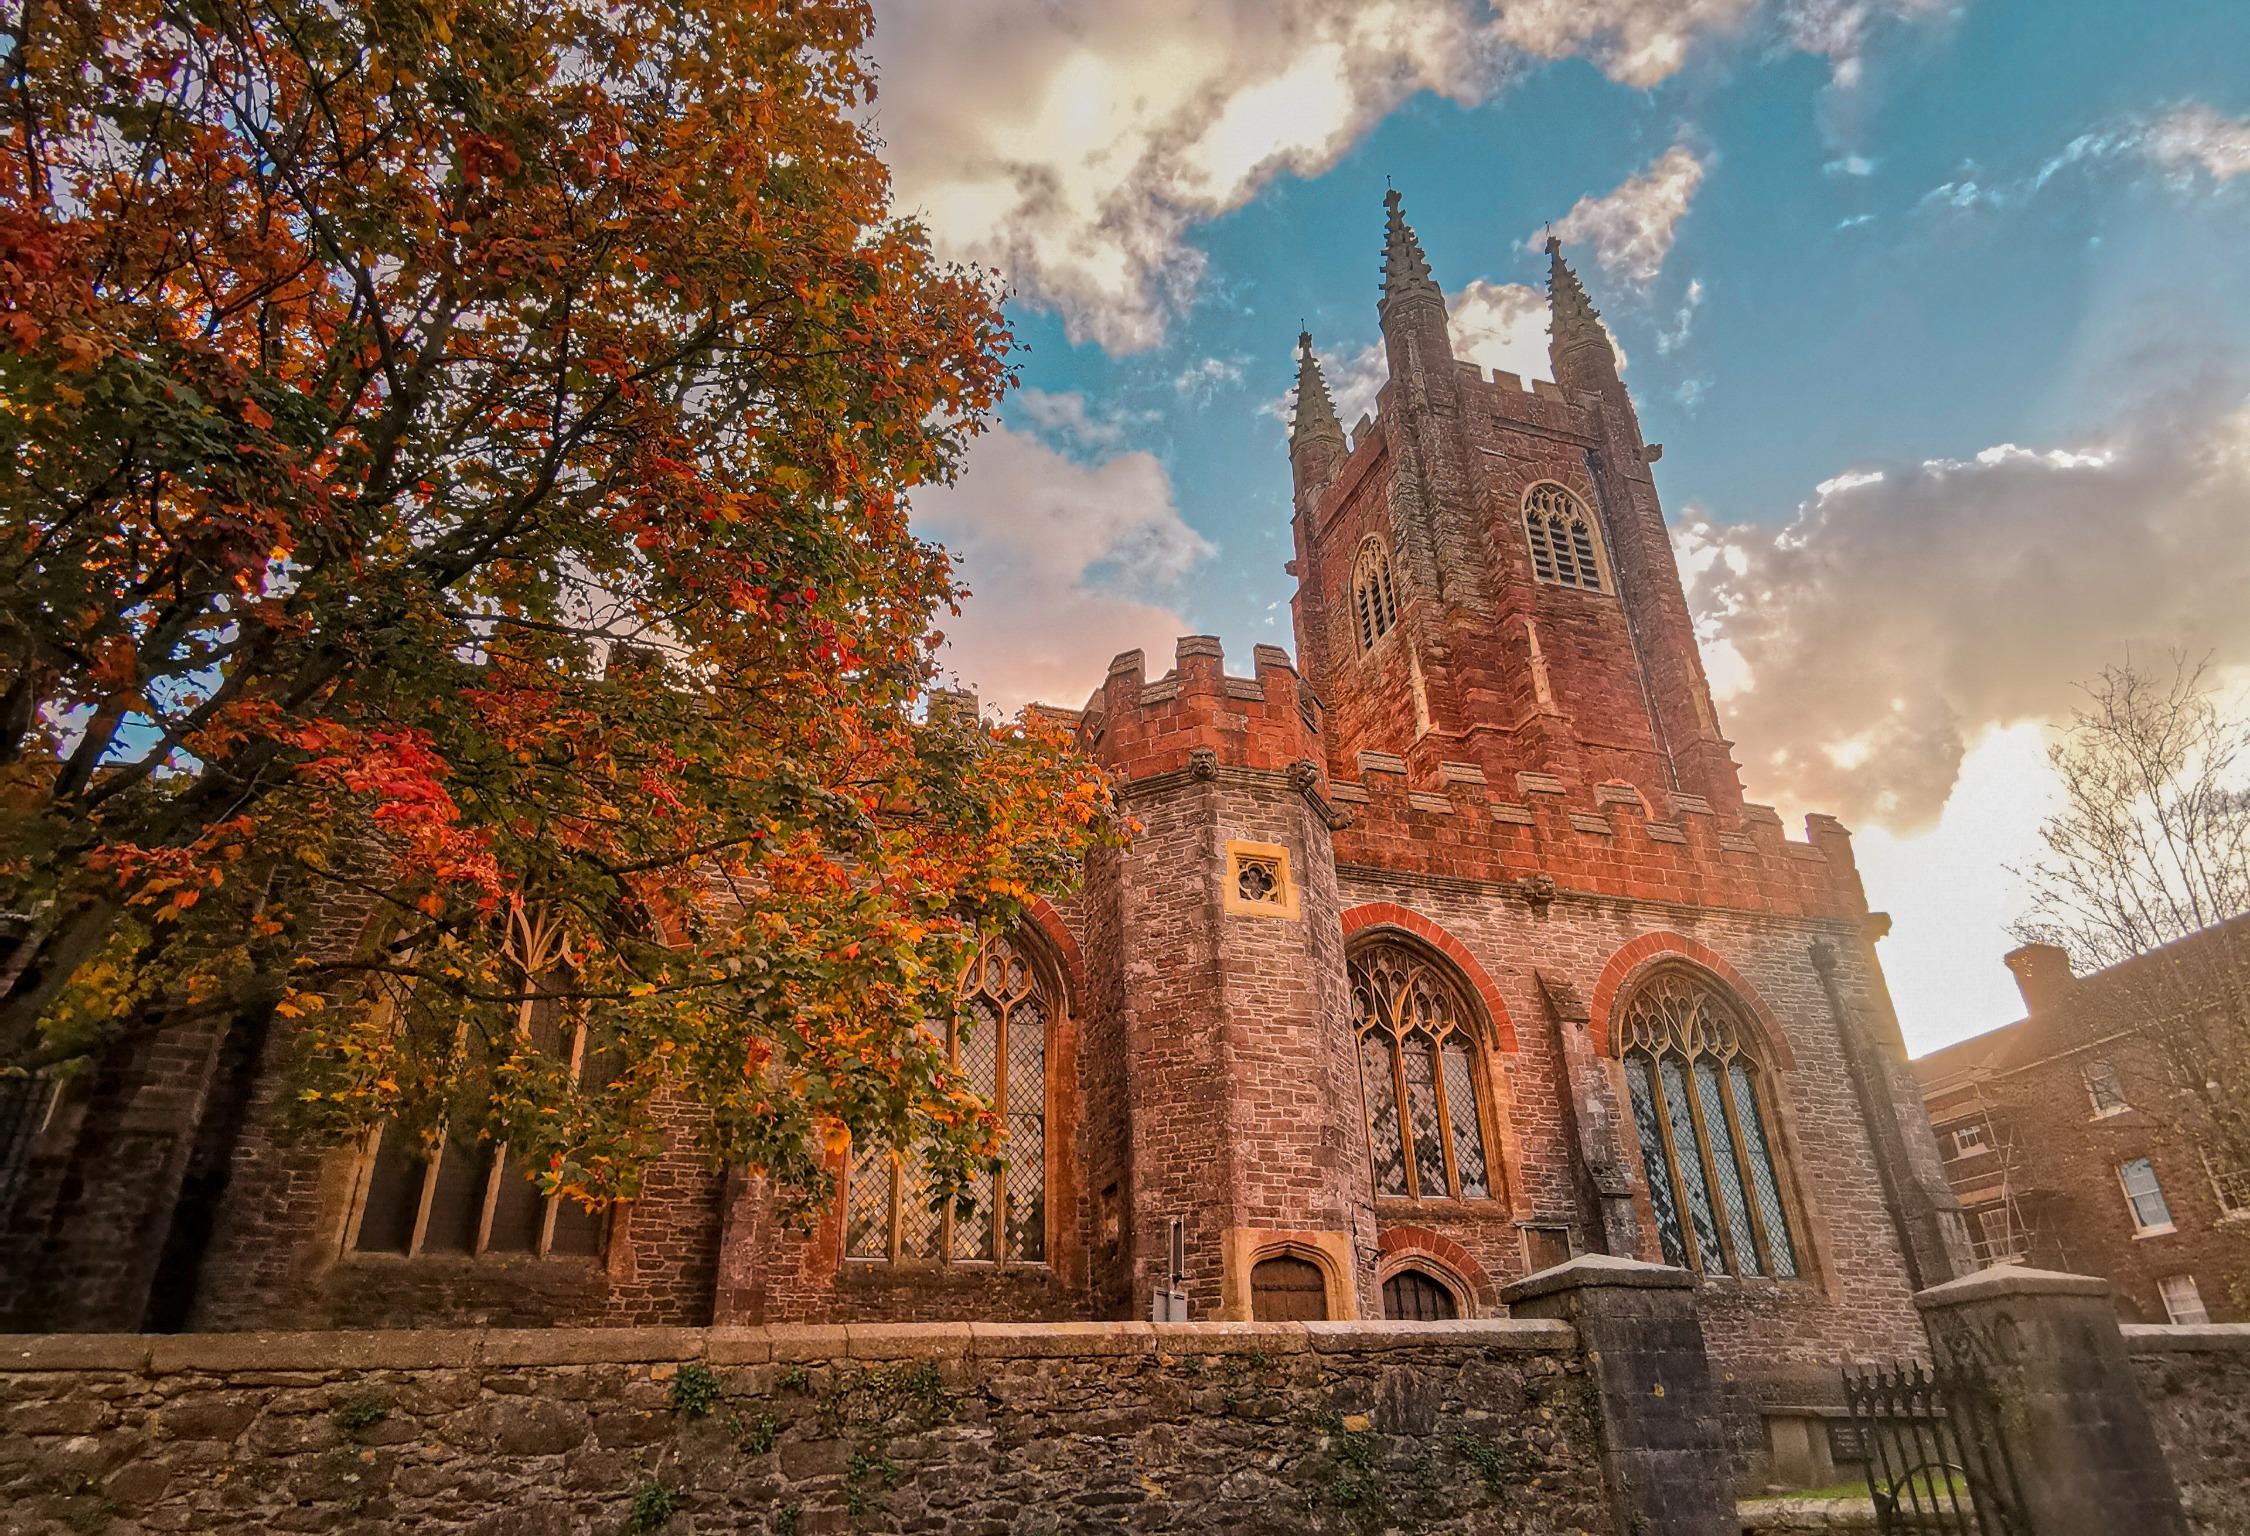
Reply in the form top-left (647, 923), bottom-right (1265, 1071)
top-left (0, 1319), bottom-right (1604, 1535)
top-left (2128, 1322), bottom-right (2250, 1536)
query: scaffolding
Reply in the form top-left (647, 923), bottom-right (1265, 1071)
top-left (1933, 1076), bottom-right (2054, 1271)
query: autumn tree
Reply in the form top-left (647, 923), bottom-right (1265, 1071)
top-left (2013, 654), bottom-right (2250, 1181)
top-left (0, 0), bottom-right (1116, 1217)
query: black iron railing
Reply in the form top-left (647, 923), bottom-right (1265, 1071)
top-left (1841, 1357), bottom-right (2030, 1536)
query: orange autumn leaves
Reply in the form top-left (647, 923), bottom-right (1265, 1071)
top-left (0, 0), bottom-right (1119, 1220)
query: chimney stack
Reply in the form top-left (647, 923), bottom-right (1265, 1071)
top-left (2003, 942), bottom-right (2074, 1016)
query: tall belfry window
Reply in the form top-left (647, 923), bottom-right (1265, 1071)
top-left (1352, 536), bottom-right (1402, 650)
top-left (845, 935), bottom-right (1049, 1265)
top-left (1522, 483), bottom-right (1608, 592)
top-left (1617, 970), bottom-right (1798, 1279)
top-left (1351, 940), bottom-right (1496, 1202)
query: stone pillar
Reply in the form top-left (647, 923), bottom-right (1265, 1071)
top-left (1914, 1265), bottom-right (2188, 1536)
top-left (1501, 1255), bottom-right (1735, 1536)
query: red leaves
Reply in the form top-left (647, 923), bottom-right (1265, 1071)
top-left (457, 131), bottom-right (525, 185)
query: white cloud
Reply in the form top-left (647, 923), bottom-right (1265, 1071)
top-left (1173, 355), bottom-right (1246, 404)
top-left (870, 1), bottom-right (1502, 353)
top-left (1919, 101), bottom-right (2250, 216)
top-left (909, 420), bottom-right (1212, 713)
top-left (1656, 278), bottom-right (1704, 355)
top-left (1780, 0), bottom-right (1954, 90)
top-left (1684, 388), bottom-right (2250, 831)
top-left (1011, 388), bottom-right (1133, 454)
top-left (1447, 279), bottom-right (1555, 380)
top-left (1538, 144), bottom-right (1706, 287)
top-left (1854, 724), bottom-right (2060, 1050)
top-left (1489, 0), bottom-right (1756, 87)
top-left (1824, 154), bottom-right (1878, 177)
top-left (870, 1), bottom-right (1945, 354)
top-left (1281, 279), bottom-right (1554, 436)
top-left (2145, 102), bottom-right (2250, 183)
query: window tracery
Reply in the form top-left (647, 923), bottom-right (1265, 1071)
top-left (1351, 940), bottom-right (1496, 1202)
top-left (844, 935), bottom-right (1049, 1265)
top-left (349, 905), bottom-right (609, 1261)
top-left (1617, 970), bottom-right (1797, 1278)
top-left (1352, 536), bottom-right (1402, 650)
top-left (1522, 483), bottom-right (1607, 592)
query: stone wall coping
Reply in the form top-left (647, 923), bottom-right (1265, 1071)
top-left (1912, 1263), bottom-right (2112, 1310)
top-left (1498, 1253), bottom-right (1696, 1303)
top-left (2122, 1322), bottom-right (2250, 1354)
top-left (0, 1318), bottom-right (1578, 1375)
top-left (1302, 1318), bottom-right (1575, 1353)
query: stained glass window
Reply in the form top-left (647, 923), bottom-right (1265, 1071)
top-left (1617, 969), bottom-right (1799, 1278)
top-left (1351, 940), bottom-right (1499, 1202)
top-left (1522, 483), bottom-right (1607, 592)
top-left (844, 934), bottom-right (1050, 1265)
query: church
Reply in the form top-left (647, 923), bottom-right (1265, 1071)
top-left (0, 194), bottom-right (1966, 1448)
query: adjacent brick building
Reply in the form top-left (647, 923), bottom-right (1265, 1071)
top-left (1913, 920), bottom-right (2250, 1324)
top-left (1, 193), bottom-right (1967, 1462)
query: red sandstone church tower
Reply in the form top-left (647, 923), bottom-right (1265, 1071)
top-left (1062, 190), bottom-right (1967, 1375)
top-left (3, 193), bottom-right (1966, 1467)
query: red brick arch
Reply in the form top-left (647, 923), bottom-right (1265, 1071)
top-left (1377, 1224), bottom-right (1500, 1313)
top-left (1339, 902), bottom-right (1517, 1051)
top-left (1019, 895), bottom-right (1085, 1012)
top-left (1586, 931), bottom-right (1794, 1069)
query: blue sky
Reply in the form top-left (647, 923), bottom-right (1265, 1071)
top-left (873, 0), bottom-right (2250, 1052)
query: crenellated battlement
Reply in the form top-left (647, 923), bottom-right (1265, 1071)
top-left (1325, 752), bottom-right (1870, 921)
top-left (1065, 636), bottom-right (1870, 923)
top-left (1074, 636), bottom-right (1325, 786)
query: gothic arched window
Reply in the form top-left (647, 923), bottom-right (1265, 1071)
top-left (348, 907), bottom-right (610, 1261)
top-left (1351, 940), bottom-right (1496, 1202)
top-left (844, 935), bottom-right (1049, 1265)
top-left (1617, 970), bottom-right (1798, 1278)
top-left (1352, 536), bottom-right (1402, 650)
top-left (1522, 483), bottom-right (1607, 592)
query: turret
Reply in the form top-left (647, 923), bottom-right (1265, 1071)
top-left (1288, 329), bottom-right (1347, 495)
top-left (1545, 236), bottom-right (1622, 394)
top-left (1378, 188), bottom-right (1452, 390)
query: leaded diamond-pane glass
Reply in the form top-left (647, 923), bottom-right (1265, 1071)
top-left (1363, 1034), bottom-right (1409, 1197)
top-left (837, 932), bottom-right (1052, 1267)
top-left (1625, 1054), bottom-right (1688, 1268)
top-left (952, 1165), bottom-right (996, 1261)
top-left (1693, 1057), bottom-right (1760, 1278)
top-left (1441, 1040), bottom-right (1491, 1199)
top-left (1402, 1030), bottom-right (1449, 1198)
top-left (1005, 1111), bottom-right (1045, 1261)
top-left (1728, 1061), bottom-right (1796, 1276)
top-left (1005, 999), bottom-right (1047, 1261)
top-left (1658, 1054), bottom-right (1727, 1275)
top-left (1351, 941), bottom-right (1497, 1206)
top-left (845, 1140), bottom-right (892, 1259)
top-left (899, 1145), bottom-right (944, 1262)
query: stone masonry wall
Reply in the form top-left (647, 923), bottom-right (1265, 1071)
top-left (1334, 868), bottom-right (1929, 1372)
top-left (2130, 1324), bottom-right (2250, 1536)
top-left (0, 1320), bottom-right (1605, 1536)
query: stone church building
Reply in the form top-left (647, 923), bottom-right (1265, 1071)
top-left (1, 195), bottom-right (1966, 1447)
